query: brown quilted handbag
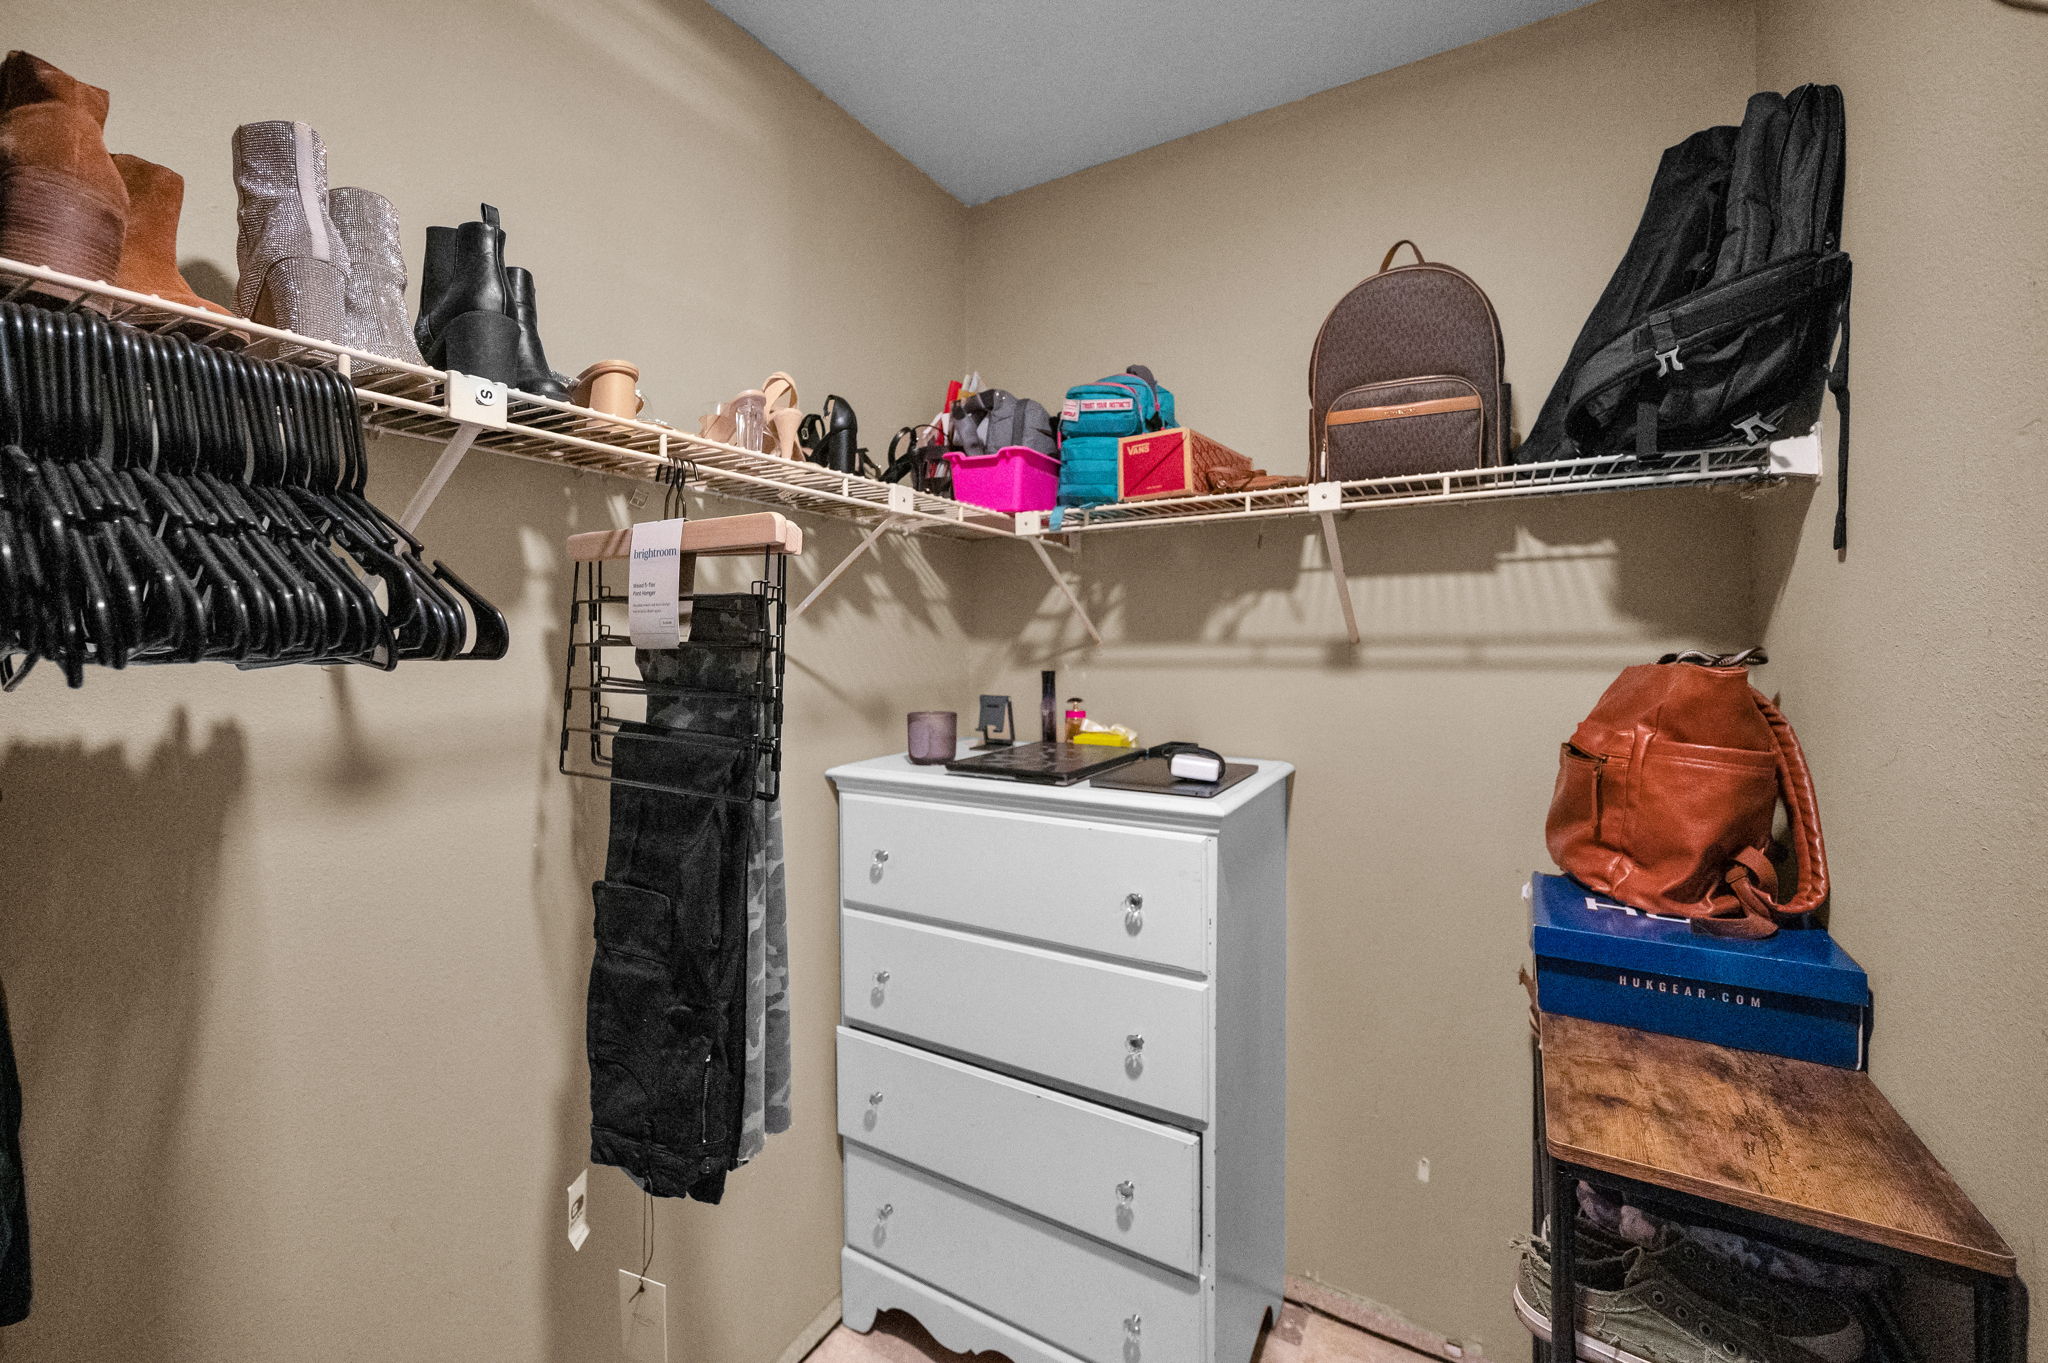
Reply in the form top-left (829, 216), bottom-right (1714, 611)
top-left (1545, 650), bottom-right (1828, 939)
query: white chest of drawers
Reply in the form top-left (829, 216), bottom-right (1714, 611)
top-left (827, 752), bottom-right (1291, 1363)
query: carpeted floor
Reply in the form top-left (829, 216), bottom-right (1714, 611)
top-left (804, 1299), bottom-right (1434, 1363)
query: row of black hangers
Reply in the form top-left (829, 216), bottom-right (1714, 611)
top-left (0, 298), bottom-right (506, 688)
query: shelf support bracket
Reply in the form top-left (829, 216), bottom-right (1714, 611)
top-left (1029, 537), bottom-right (1102, 646)
top-left (790, 519), bottom-right (894, 621)
top-left (398, 425), bottom-right (480, 533)
top-left (1316, 508), bottom-right (1361, 646)
top-left (398, 371), bottom-right (509, 533)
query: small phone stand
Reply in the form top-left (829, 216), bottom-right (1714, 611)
top-left (973, 694), bottom-right (1014, 748)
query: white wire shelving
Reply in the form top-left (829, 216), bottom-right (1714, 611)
top-left (1022, 439), bottom-right (1816, 536)
top-left (0, 256), bottom-right (1820, 642)
top-left (0, 256), bottom-right (1011, 540)
top-left (1022, 436), bottom-right (1819, 643)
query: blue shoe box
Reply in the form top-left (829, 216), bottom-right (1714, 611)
top-left (1528, 872), bottom-right (1871, 1069)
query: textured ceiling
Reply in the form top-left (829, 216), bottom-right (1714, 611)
top-left (703, 0), bottom-right (1598, 204)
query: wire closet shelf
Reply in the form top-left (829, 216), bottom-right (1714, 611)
top-left (0, 256), bottom-right (1010, 540)
top-left (0, 256), bottom-right (1818, 544)
top-left (1034, 440), bottom-right (1815, 535)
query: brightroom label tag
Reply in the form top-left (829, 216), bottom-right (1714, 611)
top-left (627, 519), bottom-right (685, 649)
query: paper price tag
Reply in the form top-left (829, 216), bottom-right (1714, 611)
top-left (566, 1169), bottom-right (589, 1251)
top-left (627, 519), bottom-right (685, 649)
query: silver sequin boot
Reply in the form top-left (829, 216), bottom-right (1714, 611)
top-left (328, 186), bottom-right (422, 366)
top-left (232, 120), bottom-right (349, 341)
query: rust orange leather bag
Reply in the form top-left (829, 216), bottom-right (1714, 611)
top-left (1546, 650), bottom-right (1828, 939)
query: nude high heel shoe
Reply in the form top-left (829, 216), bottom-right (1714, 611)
top-left (571, 360), bottom-right (642, 421)
top-left (762, 373), bottom-right (802, 459)
top-left (700, 387), bottom-right (765, 450)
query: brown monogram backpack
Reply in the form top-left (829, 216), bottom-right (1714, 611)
top-left (1545, 650), bottom-right (1829, 939)
top-left (1308, 240), bottom-right (1507, 481)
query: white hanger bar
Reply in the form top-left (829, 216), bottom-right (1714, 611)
top-left (566, 511), bottom-right (805, 562)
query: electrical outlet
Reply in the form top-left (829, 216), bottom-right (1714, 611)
top-left (617, 1271), bottom-right (667, 1363)
top-left (1416, 1158), bottom-right (1431, 1183)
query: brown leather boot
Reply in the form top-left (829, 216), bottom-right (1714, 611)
top-left (110, 153), bottom-right (234, 319)
top-left (0, 52), bottom-right (128, 291)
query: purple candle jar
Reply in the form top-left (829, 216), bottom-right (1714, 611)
top-left (906, 710), bottom-right (957, 765)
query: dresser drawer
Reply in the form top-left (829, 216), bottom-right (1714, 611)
top-left (842, 909), bottom-right (1209, 1123)
top-left (838, 1027), bottom-right (1201, 1274)
top-left (845, 1145), bottom-right (1202, 1363)
top-left (840, 794), bottom-right (1210, 973)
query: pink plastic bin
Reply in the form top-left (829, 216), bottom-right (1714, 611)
top-left (945, 445), bottom-right (1062, 514)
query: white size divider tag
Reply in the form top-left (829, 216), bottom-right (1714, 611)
top-left (627, 519), bottom-right (686, 649)
top-left (444, 369), bottom-right (510, 429)
top-left (566, 1169), bottom-right (590, 1251)
top-left (618, 1270), bottom-right (668, 1363)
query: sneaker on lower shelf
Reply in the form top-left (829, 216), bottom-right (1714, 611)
top-left (1572, 1192), bottom-right (1866, 1362)
top-left (1514, 1235), bottom-right (1832, 1363)
top-left (1581, 1181), bottom-right (1889, 1296)
top-left (1630, 1226), bottom-right (1863, 1363)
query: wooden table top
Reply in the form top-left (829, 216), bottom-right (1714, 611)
top-left (1540, 1013), bottom-right (2016, 1277)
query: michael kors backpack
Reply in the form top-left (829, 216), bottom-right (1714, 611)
top-left (1308, 240), bottom-right (1507, 482)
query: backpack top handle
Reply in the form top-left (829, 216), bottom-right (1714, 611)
top-left (1380, 239), bottom-right (1426, 271)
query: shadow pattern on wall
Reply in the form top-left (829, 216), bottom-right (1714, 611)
top-left (0, 714), bottom-right (245, 1361)
top-left (967, 485), bottom-right (1797, 667)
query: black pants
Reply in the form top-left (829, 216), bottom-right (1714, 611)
top-left (0, 983), bottom-right (29, 1324)
top-left (586, 593), bottom-right (767, 1203)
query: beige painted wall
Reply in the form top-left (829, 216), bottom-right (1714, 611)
top-left (962, 0), bottom-right (2047, 1350)
top-left (959, 1), bottom-right (1774, 1350)
top-left (0, 1), bottom-right (975, 1361)
top-left (4, 0), bottom-right (2043, 1359)
top-left (1749, 0), bottom-right (2048, 1354)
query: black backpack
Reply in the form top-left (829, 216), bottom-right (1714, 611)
top-left (1517, 86), bottom-right (1853, 548)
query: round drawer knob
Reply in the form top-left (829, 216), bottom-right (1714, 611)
top-left (868, 1091), bottom-right (885, 1107)
top-left (1124, 893), bottom-right (1143, 910)
top-left (872, 849), bottom-right (890, 864)
top-left (1126, 1033), bottom-right (1145, 1054)
top-left (1123, 893), bottom-right (1143, 933)
top-left (878, 1203), bottom-right (893, 1220)
top-left (1124, 1313), bottom-right (1143, 1336)
top-left (874, 969), bottom-right (891, 986)
top-left (1117, 1180), bottom-right (1136, 1204)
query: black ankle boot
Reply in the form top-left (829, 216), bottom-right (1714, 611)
top-left (504, 266), bottom-right (568, 402)
top-left (413, 203), bottom-right (520, 384)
